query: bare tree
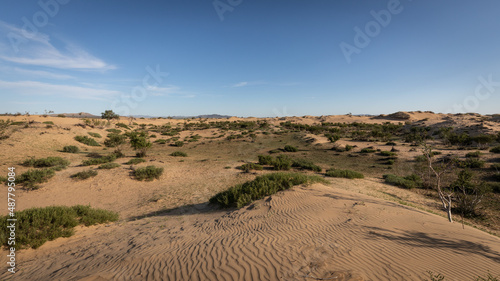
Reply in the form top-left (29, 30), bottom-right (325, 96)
top-left (422, 143), bottom-right (456, 222)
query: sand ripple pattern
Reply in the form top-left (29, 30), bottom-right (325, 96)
top-left (2, 184), bottom-right (500, 281)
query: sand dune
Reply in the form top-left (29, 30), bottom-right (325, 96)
top-left (2, 182), bottom-right (499, 281)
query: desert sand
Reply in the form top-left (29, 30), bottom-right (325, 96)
top-left (0, 112), bottom-right (499, 280)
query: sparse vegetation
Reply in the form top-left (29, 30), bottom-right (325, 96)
top-left (17, 169), bottom-right (55, 190)
top-left (0, 205), bottom-right (118, 249)
top-left (172, 141), bottom-right (184, 147)
top-left (104, 133), bottom-right (127, 147)
top-left (490, 146), bottom-right (500, 153)
top-left (272, 154), bottom-right (293, 170)
top-left (360, 148), bottom-right (376, 153)
top-left (22, 157), bottom-right (70, 170)
top-left (129, 131), bottom-right (152, 157)
top-left (116, 123), bottom-right (130, 129)
top-left (101, 110), bottom-right (120, 121)
top-left (209, 172), bottom-right (328, 208)
top-left (75, 135), bottom-right (100, 146)
top-left (98, 163), bottom-right (121, 169)
top-left (71, 170), bottom-right (98, 180)
top-left (258, 155), bottom-right (274, 165)
top-left (62, 145), bottom-right (80, 153)
top-left (383, 174), bottom-right (422, 189)
top-left (238, 163), bottom-right (264, 172)
top-left (81, 154), bottom-right (117, 166)
top-left (170, 151), bottom-right (188, 157)
top-left (292, 159), bottom-right (322, 172)
top-left (126, 158), bottom-right (146, 165)
top-left (326, 169), bottom-right (364, 179)
top-left (88, 132), bottom-right (102, 138)
top-left (283, 145), bottom-right (298, 152)
top-left (134, 165), bottom-right (164, 181)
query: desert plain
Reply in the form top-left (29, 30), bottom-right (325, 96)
top-left (0, 111), bottom-right (499, 281)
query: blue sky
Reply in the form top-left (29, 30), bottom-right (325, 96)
top-left (1, 0), bottom-right (499, 117)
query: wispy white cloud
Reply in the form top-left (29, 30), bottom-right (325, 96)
top-left (0, 80), bottom-right (121, 100)
top-left (13, 67), bottom-right (74, 80)
top-left (0, 21), bottom-right (115, 71)
top-left (232, 81), bottom-right (248, 87)
top-left (146, 85), bottom-right (195, 98)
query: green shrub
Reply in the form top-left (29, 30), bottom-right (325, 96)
top-left (172, 141), bottom-right (184, 147)
top-left (104, 133), bottom-right (127, 147)
top-left (326, 169), bottom-right (364, 179)
top-left (459, 158), bottom-right (485, 169)
top-left (62, 145), bottom-right (79, 153)
top-left (379, 151), bottom-right (396, 157)
top-left (269, 149), bottom-right (282, 154)
top-left (345, 144), bottom-right (354, 151)
top-left (284, 145), bottom-right (298, 152)
top-left (170, 151), bottom-right (188, 157)
top-left (360, 148), bottom-right (376, 153)
top-left (0, 205), bottom-right (118, 249)
top-left (88, 132), bottom-right (102, 138)
top-left (71, 170), bottom-right (98, 180)
top-left (81, 154), bottom-right (117, 166)
top-left (134, 165), bottom-right (164, 181)
top-left (75, 135), bottom-right (100, 146)
top-left (22, 156), bottom-right (70, 170)
top-left (383, 174), bottom-right (422, 189)
top-left (10, 121), bottom-right (25, 126)
top-left (116, 123), bottom-right (130, 129)
top-left (106, 128), bottom-right (122, 134)
top-left (155, 139), bottom-right (167, 144)
top-left (209, 172), bottom-right (328, 208)
top-left (129, 131), bottom-right (152, 157)
top-left (0, 176), bottom-right (6, 183)
top-left (258, 155), bottom-right (274, 165)
top-left (126, 158), bottom-right (146, 165)
top-left (238, 163), bottom-right (264, 172)
top-left (17, 169), bottom-right (55, 190)
top-left (386, 141), bottom-right (397, 146)
top-left (490, 146), bottom-right (500, 153)
top-left (43, 121), bottom-right (54, 125)
top-left (292, 159), bottom-right (322, 172)
top-left (465, 151), bottom-right (482, 158)
top-left (98, 163), bottom-right (121, 169)
top-left (272, 154), bottom-right (292, 170)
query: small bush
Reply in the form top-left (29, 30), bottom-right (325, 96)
top-left (326, 169), bottom-right (364, 179)
top-left (383, 174), bottom-right (422, 189)
top-left (104, 133), bottom-right (127, 147)
top-left (98, 163), bottom-right (121, 169)
top-left (155, 139), bottom-right (167, 144)
top-left (360, 148), bottom-right (376, 153)
top-left (345, 144), bottom-right (354, 151)
top-left (238, 163), bottom-right (264, 172)
top-left (43, 121), bottom-right (54, 125)
top-left (88, 132), bottom-right (102, 138)
top-left (273, 154), bottom-right (292, 170)
top-left (269, 149), bottom-right (282, 154)
top-left (17, 169), bottom-right (55, 190)
top-left (22, 156), bottom-right (70, 170)
top-left (170, 151), bottom-right (188, 157)
top-left (489, 146), bottom-right (500, 153)
top-left (106, 128), bottom-right (122, 134)
top-left (0, 205), bottom-right (118, 249)
top-left (172, 141), bottom-right (184, 147)
top-left (126, 158), bottom-right (146, 165)
top-left (459, 158), bottom-right (485, 169)
top-left (71, 170), bottom-right (98, 180)
top-left (284, 145), bottom-right (298, 152)
top-left (292, 159), bottom-right (322, 172)
top-left (209, 172), bottom-right (328, 208)
top-left (75, 135), bottom-right (100, 146)
top-left (134, 165), bottom-right (164, 181)
top-left (62, 145), bottom-right (79, 153)
top-left (258, 155), bottom-right (274, 165)
top-left (116, 123), bottom-right (130, 129)
top-left (379, 151), bottom-right (396, 157)
top-left (465, 151), bottom-right (482, 158)
top-left (81, 154), bottom-right (117, 166)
